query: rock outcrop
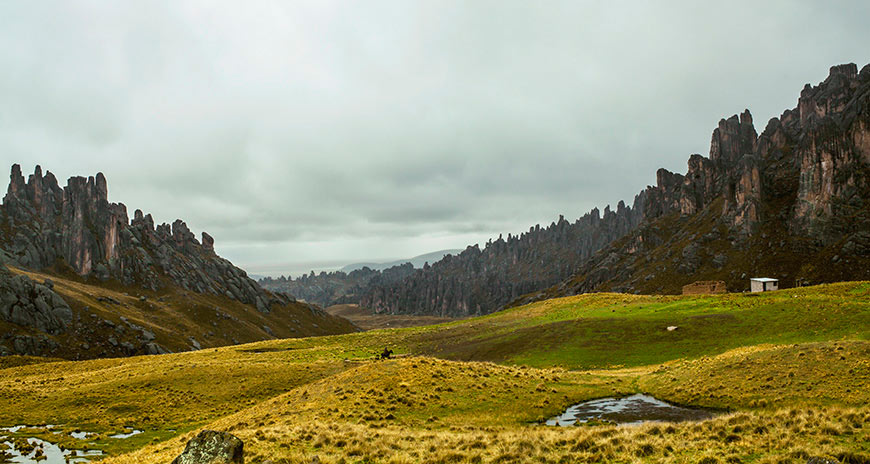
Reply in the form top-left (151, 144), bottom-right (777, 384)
top-left (645, 109), bottom-right (761, 233)
top-left (0, 265), bottom-right (72, 335)
top-left (339, 62), bottom-right (870, 314)
top-left (359, 203), bottom-right (645, 317)
top-left (342, 106), bottom-right (768, 316)
top-left (0, 166), bottom-right (359, 359)
top-left (171, 430), bottom-right (244, 464)
top-left (0, 166), bottom-right (287, 312)
top-left (548, 62), bottom-right (870, 296)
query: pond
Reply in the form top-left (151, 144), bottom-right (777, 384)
top-left (546, 394), bottom-right (718, 426)
top-left (0, 424), bottom-right (141, 464)
top-left (1, 437), bottom-right (103, 464)
top-left (109, 429), bottom-right (143, 439)
top-left (69, 431), bottom-right (93, 440)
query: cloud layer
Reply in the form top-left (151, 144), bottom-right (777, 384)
top-left (1, 1), bottom-right (868, 276)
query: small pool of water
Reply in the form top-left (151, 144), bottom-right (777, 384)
top-left (546, 394), bottom-right (717, 426)
top-left (1, 437), bottom-right (103, 464)
top-left (69, 431), bottom-right (92, 440)
top-left (109, 429), bottom-right (142, 439)
top-left (0, 426), bottom-right (55, 434)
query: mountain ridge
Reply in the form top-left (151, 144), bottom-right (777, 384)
top-left (0, 165), bottom-right (357, 358)
top-left (530, 62), bottom-right (870, 300)
top-left (353, 62), bottom-right (869, 316)
top-left (340, 249), bottom-right (463, 272)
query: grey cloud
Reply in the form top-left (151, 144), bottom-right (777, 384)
top-left (1, 0), bottom-right (868, 276)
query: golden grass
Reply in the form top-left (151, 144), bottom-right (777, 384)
top-left (2, 282), bottom-right (870, 462)
top-left (105, 383), bottom-right (870, 463)
top-left (641, 341), bottom-right (870, 410)
top-left (100, 346), bottom-right (870, 463)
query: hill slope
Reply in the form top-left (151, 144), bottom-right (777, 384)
top-left (1, 282), bottom-right (868, 463)
top-left (1, 265), bottom-right (355, 359)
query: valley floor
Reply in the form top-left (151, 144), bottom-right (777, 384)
top-left (325, 304), bottom-right (455, 331)
top-left (2, 282), bottom-right (869, 463)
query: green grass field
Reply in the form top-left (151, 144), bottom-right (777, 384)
top-left (1, 282), bottom-right (869, 463)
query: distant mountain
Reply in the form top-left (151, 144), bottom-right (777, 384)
top-left (341, 249), bottom-right (463, 272)
top-left (258, 250), bottom-right (462, 308)
top-left (258, 263), bottom-right (415, 308)
top-left (361, 207), bottom-right (641, 316)
top-left (0, 165), bottom-right (356, 358)
top-left (262, 205), bottom-right (642, 314)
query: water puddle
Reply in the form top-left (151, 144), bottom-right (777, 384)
top-left (1, 437), bottom-right (103, 464)
top-left (0, 426), bottom-right (55, 434)
top-left (109, 428), bottom-right (142, 439)
top-left (69, 431), bottom-right (92, 440)
top-left (0, 425), bottom-right (104, 464)
top-left (546, 394), bottom-right (718, 426)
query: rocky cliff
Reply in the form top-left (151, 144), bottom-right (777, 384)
top-left (1, 165), bottom-right (282, 311)
top-left (352, 62), bottom-right (870, 315)
top-left (359, 202), bottom-right (645, 317)
top-left (0, 166), bottom-right (357, 358)
top-left (541, 63), bottom-right (870, 298)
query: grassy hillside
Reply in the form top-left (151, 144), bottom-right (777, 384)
top-left (407, 281), bottom-right (870, 368)
top-left (3, 265), bottom-right (358, 359)
top-left (640, 340), bottom-right (870, 410)
top-left (107, 354), bottom-right (870, 464)
top-left (1, 282), bottom-right (869, 462)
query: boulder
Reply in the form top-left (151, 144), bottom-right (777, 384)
top-left (0, 266), bottom-right (72, 334)
top-left (144, 342), bottom-right (170, 355)
top-left (806, 458), bottom-right (838, 464)
top-left (171, 430), bottom-right (244, 464)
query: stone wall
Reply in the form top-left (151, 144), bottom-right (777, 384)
top-left (682, 281), bottom-right (727, 295)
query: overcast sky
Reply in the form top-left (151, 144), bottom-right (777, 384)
top-left (1, 1), bottom-right (868, 277)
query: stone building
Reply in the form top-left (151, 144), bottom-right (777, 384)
top-left (681, 280), bottom-right (727, 295)
top-left (750, 278), bottom-right (778, 292)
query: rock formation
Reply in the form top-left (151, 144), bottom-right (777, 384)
top-left (0, 166), bottom-right (285, 312)
top-left (0, 166), bottom-right (358, 358)
top-left (359, 204), bottom-right (645, 317)
top-left (342, 62), bottom-right (870, 314)
top-left (171, 430), bottom-right (244, 464)
top-left (549, 62), bottom-right (870, 296)
top-left (0, 266), bottom-right (71, 335)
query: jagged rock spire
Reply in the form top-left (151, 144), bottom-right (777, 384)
top-left (0, 166), bottom-right (283, 313)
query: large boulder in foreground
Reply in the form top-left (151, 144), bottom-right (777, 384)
top-left (171, 430), bottom-right (244, 464)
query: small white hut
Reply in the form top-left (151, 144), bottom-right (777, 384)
top-left (750, 277), bottom-right (778, 292)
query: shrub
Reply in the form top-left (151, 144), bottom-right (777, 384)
top-left (570, 438), bottom-right (595, 452)
top-left (837, 452), bottom-right (870, 464)
top-left (635, 443), bottom-right (655, 457)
